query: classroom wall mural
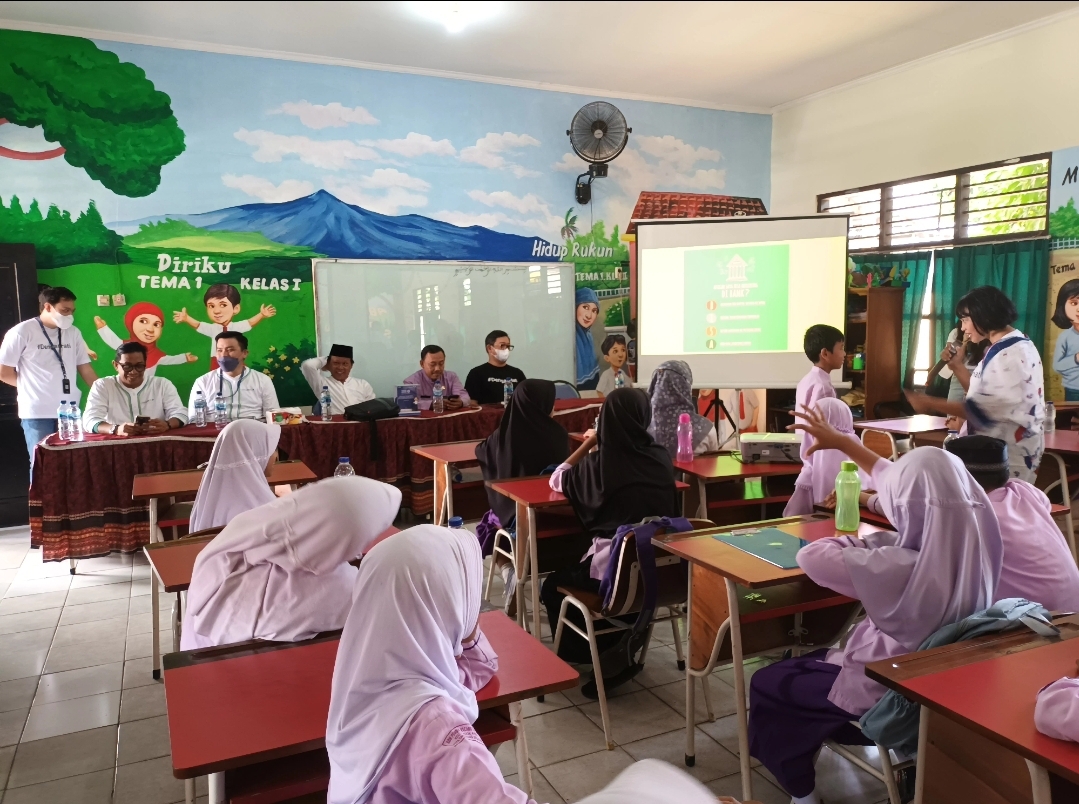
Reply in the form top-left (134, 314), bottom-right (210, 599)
top-left (1047, 146), bottom-right (1079, 402)
top-left (0, 28), bottom-right (771, 403)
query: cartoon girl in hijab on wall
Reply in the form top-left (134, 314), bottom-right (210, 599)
top-left (94, 302), bottom-right (197, 378)
top-left (575, 286), bottom-right (601, 391)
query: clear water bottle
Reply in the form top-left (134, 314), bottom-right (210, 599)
top-left (68, 401), bottom-right (84, 442)
top-left (214, 394), bottom-right (228, 427)
top-left (614, 370), bottom-right (625, 389)
top-left (943, 429), bottom-right (960, 446)
top-left (432, 381), bottom-right (444, 414)
top-left (321, 386), bottom-right (333, 422)
top-left (503, 377), bottom-right (514, 406)
top-left (57, 402), bottom-right (71, 440)
top-left (448, 516), bottom-right (464, 528)
top-left (676, 412), bottom-right (693, 462)
top-left (334, 456), bottom-right (356, 477)
top-left (835, 460), bottom-right (862, 532)
top-left (193, 391), bottom-right (207, 427)
top-left (1045, 401), bottom-right (1056, 434)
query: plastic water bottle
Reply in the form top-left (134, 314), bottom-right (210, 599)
top-left (193, 391), bottom-right (207, 427)
top-left (503, 377), bottom-right (514, 406)
top-left (676, 412), bottom-right (693, 462)
top-left (835, 460), bottom-right (862, 532)
top-left (321, 386), bottom-right (333, 422)
top-left (214, 394), bottom-right (228, 428)
top-left (334, 457), bottom-right (355, 477)
top-left (68, 401), bottom-right (84, 442)
top-left (1045, 401), bottom-right (1056, 434)
top-left (943, 429), bottom-right (959, 446)
top-left (448, 516), bottom-right (464, 528)
top-left (432, 381), bottom-right (444, 414)
top-left (614, 370), bottom-right (625, 389)
top-left (57, 402), bottom-right (71, 440)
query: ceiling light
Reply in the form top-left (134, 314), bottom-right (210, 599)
top-left (409, 2), bottom-right (502, 34)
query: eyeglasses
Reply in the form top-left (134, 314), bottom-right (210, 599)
top-left (118, 363), bottom-right (146, 373)
top-left (495, 344), bottom-right (514, 351)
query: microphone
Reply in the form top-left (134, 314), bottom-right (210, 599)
top-left (931, 338), bottom-right (966, 375)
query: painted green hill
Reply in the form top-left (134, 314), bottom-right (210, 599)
top-left (124, 219), bottom-right (321, 257)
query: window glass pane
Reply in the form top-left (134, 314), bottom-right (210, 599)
top-left (913, 318), bottom-right (932, 370)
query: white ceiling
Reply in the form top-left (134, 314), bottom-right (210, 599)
top-left (1, 0), bottom-right (1077, 111)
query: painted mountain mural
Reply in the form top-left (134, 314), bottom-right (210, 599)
top-left (114, 190), bottom-right (557, 261)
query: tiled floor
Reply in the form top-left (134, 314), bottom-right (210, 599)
top-left (0, 524), bottom-right (891, 803)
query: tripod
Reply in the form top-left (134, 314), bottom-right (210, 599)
top-left (700, 391), bottom-right (740, 449)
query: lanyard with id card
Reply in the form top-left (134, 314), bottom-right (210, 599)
top-left (37, 319), bottom-right (70, 395)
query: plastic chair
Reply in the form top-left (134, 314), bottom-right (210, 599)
top-left (860, 428), bottom-right (898, 461)
top-left (552, 519), bottom-right (714, 749)
top-left (553, 381), bottom-right (580, 399)
top-left (823, 727), bottom-right (915, 804)
top-left (1034, 452), bottom-right (1078, 562)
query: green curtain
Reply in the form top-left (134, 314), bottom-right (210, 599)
top-left (931, 240), bottom-right (1049, 362)
top-left (852, 252), bottom-right (931, 387)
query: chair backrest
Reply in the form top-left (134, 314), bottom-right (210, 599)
top-left (179, 525), bottom-right (224, 541)
top-left (603, 519), bottom-right (714, 618)
top-left (861, 428), bottom-right (898, 461)
top-left (553, 381), bottom-right (580, 399)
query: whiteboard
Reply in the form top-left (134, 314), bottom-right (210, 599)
top-left (313, 260), bottom-right (576, 397)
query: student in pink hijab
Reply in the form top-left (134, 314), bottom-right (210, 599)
top-left (945, 435), bottom-right (1079, 611)
top-left (181, 475), bottom-right (400, 649)
top-left (783, 397), bottom-right (868, 516)
top-left (750, 407), bottom-right (1003, 804)
top-left (1036, 677), bottom-right (1079, 742)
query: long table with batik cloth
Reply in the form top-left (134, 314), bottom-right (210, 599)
top-left (28, 398), bottom-right (600, 561)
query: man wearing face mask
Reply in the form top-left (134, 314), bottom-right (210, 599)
top-left (187, 331), bottom-right (279, 422)
top-left (1, 286), bottom-right (99, 470)
top-left (464, 330), bottom-right (526, 405)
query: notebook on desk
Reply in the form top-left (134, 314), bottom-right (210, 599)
top-left (712, 527), bottom-right (807, 569)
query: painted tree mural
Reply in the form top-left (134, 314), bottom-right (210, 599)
top-left (0, 30), bottom-right (185, 197)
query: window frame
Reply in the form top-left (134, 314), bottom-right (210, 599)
top-left (818, 153), bottom-right (1051, 252)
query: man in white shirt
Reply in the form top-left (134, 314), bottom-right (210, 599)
top-left (84, 342), bottom-right (188, 435)
top-left (300, 344), bottom-right (375, 415)
top-left (0, 286), bottom-right (99, 470)
top-left (188, 331), bottom-right (280, 422)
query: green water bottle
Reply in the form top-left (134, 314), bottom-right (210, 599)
top-left (834, 460), bottom-right (861, 532)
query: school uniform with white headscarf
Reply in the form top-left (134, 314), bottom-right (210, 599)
top-left (181, 475), bottom-right (401, 649)
top-left (326, 524), bottom-right (506, 804)
top-left (749, 447), bottom-right (1003, 800)
top-left (188, 419), bottom-right (280, 533)
top-left (783, 398), bottom-right (869, 516)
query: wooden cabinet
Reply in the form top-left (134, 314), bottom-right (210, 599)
top-left (846, 286), bottom-right (904, 419)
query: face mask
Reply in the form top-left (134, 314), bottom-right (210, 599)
top-left (494, 348), bottom-right (510, 362)
top-left (53, 313), bottom-right (74, 330)
top-left (219, 356), bottom-right (241, 372)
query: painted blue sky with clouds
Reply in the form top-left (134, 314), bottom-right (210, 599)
top-left (0, 36), bottom-right (772, 240)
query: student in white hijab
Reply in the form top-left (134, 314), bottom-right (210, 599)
top-left (181, 476), bottom-right (400, 649)
top-left (188, 419), bottom-right (281, 532)
top-left (576, 759), bottom-right (724, 804)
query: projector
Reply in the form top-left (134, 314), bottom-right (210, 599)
top-left (739, 432), bottom-right (803, 463)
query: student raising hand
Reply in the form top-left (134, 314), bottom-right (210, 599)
top-left (792, 405), bottom-right (886, 478)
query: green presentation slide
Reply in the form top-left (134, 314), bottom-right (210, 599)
top-left (683, 244), bottom-right (790, 353)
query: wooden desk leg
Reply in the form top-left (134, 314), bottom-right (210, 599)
top-left (151, 574), bottom-right (161, 680)
top-left (433, 459), bottom-right (447, 526)
top-left (515, 501), bottom-right (529, 631)
top-left (684, 567), bottom-right (696, 765)
top-left (725, 577), bottom-right (753, 803)
top-left (184, 778), bottom-right (194, 804)
top-left (148, 497), bottom-right (160, 543)
top-left (445, 462), bottom-right (455, 523)
top-left (208, 771), bottom-right (225, 804)
top-left (173, 592), bottom-right (182, 652)
top-left (510, 700), bottom-right (534, 798)
top-left (914, 705), bottom-right (928, 804)
top-left (528, 506), bottom-right (541, 639)
top-left (696, 477), bottom-right (707, 520)
top-left (1026, 760), bottom-right (1052, 804)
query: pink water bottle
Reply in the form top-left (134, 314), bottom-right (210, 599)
top-left (676, 413), bottom-right (694, 462)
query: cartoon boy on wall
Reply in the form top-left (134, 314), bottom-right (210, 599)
top-left (575, 286), bottom-right (601, 391)
top-left (1051, 278), bottom-right (1079, 401)
top-left (173, 283), bottom-right (276, 369)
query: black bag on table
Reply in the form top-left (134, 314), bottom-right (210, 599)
top-left (343, 399), bottom-right (400, 461)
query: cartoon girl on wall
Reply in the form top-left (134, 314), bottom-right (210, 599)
top-left (575, 286), bottom-right (601, 391)
top-left (95, 301), bottom-right (197, 378)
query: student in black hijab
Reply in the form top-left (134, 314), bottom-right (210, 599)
top-left (541, 388), bottom-right (679, 673)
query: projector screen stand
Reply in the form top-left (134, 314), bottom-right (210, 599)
top-left (701, 393), bottom-right (739, 449)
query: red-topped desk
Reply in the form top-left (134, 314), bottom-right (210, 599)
top-left (867, 617), bottom-right (1079, 803)
top-left (164, 610), bottom-right (578, 800)
top-left (485, 476), bottom-right (690, 636)
top-left (656, 514), bottom-right (882, 800)
top-left (29, 400), bottom-right (600, 562)
top-left (409, 440), bottom-right (483, 526)
top-left (672, 452), bottom-right (802, 520)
